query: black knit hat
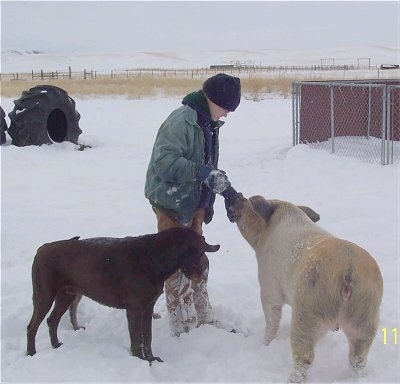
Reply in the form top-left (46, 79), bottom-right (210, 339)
top-left (203, 73), bottom-right (241, 112)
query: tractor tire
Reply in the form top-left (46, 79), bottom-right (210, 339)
top-left (0, 106), bottom-right (7, 144)
top-left (8, 85), bottom-right (82, 147)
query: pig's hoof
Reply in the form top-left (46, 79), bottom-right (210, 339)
top-left (53, 342), bottom-right (63, 349)
top-left (288, 365), bottom-right (308, 383)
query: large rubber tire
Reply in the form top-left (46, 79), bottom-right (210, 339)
top-left (0, 106), bottom-right (7, 144)
top-left (8, 85), bottom-right (82, 147)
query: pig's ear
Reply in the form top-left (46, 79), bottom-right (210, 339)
top-left (298, 206), bottom-right (320, 222)
top-left (249, 196), bottom-right (277, 223)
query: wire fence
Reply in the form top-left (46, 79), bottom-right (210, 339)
top-left (1, 62), bottom-right (394, 83)
top-left (292, 80), bottom-right (400, 165)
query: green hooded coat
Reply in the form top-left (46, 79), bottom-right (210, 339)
top-left (144, 95), bottom-right (223, 225)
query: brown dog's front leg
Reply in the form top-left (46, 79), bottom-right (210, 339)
top-left (126, 308), bottom-right (163, 364)
top-left (142, 305), bottom-right (163, 363)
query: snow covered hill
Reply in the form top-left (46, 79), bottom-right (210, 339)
top-left (1, 45), bottom-right (399, 73)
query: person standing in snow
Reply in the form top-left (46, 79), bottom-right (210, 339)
top-left (144, 73), bottom-right (241, 336)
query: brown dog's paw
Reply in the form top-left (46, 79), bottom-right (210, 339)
top-left (134, 350), bottom-right (163, 365)
top-left (148, 356), bottom-right (163, 366)
top-left (73, 325), bottom-right (86, 331)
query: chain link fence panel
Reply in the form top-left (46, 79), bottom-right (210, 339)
top-left (292, 80), bottom-right (400, 165)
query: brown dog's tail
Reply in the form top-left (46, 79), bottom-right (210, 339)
top-left (340, 267), bottom-right (353, 301)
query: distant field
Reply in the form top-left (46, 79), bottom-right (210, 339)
top-left (1, 68), bottom-right (397, 99)
top-left (1, 75), bottom-right (295, 99)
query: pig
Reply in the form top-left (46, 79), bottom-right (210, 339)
top-left (231, 194), bottom-right (383, 383)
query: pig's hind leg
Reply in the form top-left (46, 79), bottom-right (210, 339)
top-left (288, 307), bottom-right (328, 383)
top-left (341, 318), bottom-right (378, 376)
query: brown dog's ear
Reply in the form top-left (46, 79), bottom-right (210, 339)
top-left (249, 196), bottom-right (277, 223)
top-left (204, 240), bottom-right (220, 253)
top-left (298, 206), bottom-right (320, 222)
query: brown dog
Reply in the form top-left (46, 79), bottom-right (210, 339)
top-left (231, 194), bottom-right (383, 383)
top-left (27, 227), bottom-right (220, 363)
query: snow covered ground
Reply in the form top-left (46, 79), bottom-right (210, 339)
top-left (1, 90), bottom-right (399, 383)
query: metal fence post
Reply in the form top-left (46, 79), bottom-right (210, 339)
top-left (386, 86), bottom-right (392, 164)
top-left (381, 86), bottom-right (387, 165)
top-left (292, 82), bottom-right (300, 146)
top-left (330, 86), bottom-right (335, 153)
top-left (367, 85), bottom-right (371, 139)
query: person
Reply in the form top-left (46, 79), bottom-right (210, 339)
top-left (144, 73), bottom-right (241, 336)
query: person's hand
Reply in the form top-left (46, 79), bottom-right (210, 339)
top-left (221, 186), bottom-right (242, 222)
top-left (197, 163), bottom-right (215, 181)
top-left (197, 164), bottom-right (231, 194)
top-left (206, 169), bottom-right (231, 194)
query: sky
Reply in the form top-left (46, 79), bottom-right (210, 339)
top-left (1, 1), bottom-right (399, 54)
